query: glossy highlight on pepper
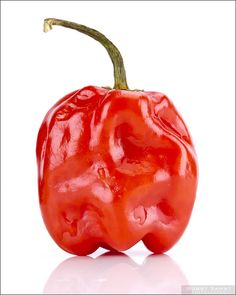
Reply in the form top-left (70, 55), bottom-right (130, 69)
top-left (37, 18), bottom-right (198, 255)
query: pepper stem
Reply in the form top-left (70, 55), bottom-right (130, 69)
top-left (44, 18), bottom-right (129, 90)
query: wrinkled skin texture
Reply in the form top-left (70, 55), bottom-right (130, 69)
top-left (36, 86), bottom-right (198, 255)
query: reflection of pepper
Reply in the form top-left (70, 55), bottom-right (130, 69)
top-left (37, 18), bottom-right (198, 255)
top-left (44, 252), bottom-right (188, 294)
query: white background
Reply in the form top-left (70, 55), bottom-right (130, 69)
top-left (1, 1), bottom-right (235, 294)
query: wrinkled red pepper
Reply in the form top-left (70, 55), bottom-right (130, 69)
top-left (37, 18), bottom-right (198, 255)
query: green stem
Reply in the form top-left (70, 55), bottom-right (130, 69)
top-left (44, 18), bottom-right (129, 90)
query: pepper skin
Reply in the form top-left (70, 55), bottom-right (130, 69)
top-left (37, 19), bottom-right (198, 255)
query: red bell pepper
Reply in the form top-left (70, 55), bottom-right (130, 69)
top-left (37, 18), bottom-right (198, 255)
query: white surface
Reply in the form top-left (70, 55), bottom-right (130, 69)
top-left (1, 1), bottom-right (235, 294)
